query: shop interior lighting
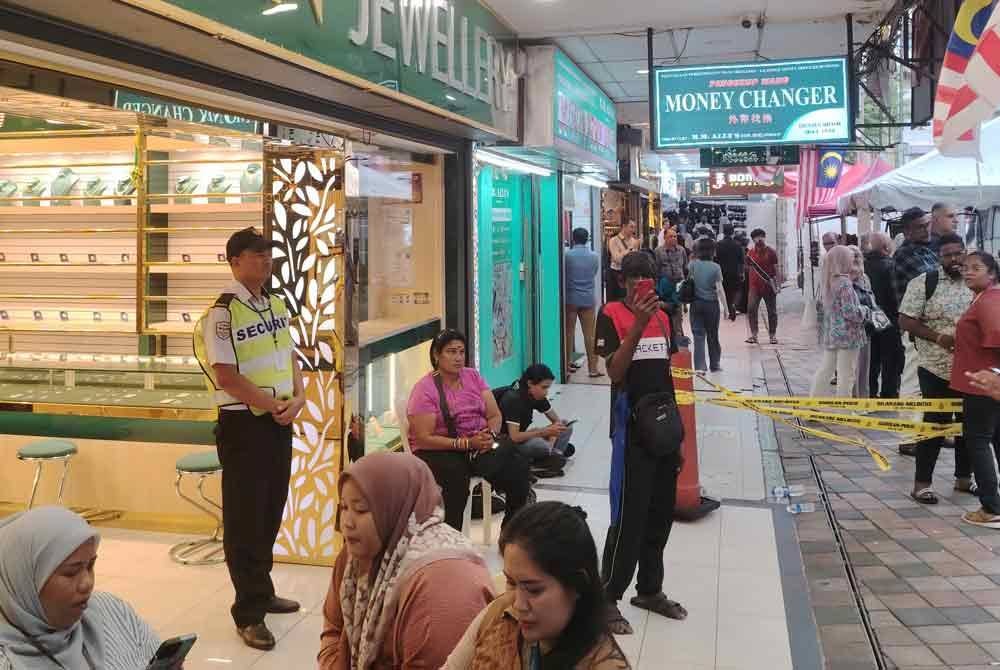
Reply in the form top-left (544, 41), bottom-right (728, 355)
top-left (474, 150), bottom-right (552, 176)
top-left (262, 1), bottom-right (298, 16)
top-left (577, 175), bottom-right (608, 189)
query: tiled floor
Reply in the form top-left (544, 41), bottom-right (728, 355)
top-left (65, 316), bottom-right (805, 669)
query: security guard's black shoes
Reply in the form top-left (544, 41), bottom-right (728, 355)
top-left (266, 596), bottom-right (301, 614)
top-left (238, 623), bottom-right (276, 650)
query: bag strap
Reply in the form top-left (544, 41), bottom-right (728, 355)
top-left (925, 270), bottom-right (939, 302)
top-left (746, 251), bottom-right (774, 283)
top-left (432, 373), bottom-right (459, 438)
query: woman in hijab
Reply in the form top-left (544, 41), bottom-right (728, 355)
top-left (0, 506), bottom-right (162, 669)
top-left (317, 452), bottom-right (495, 670)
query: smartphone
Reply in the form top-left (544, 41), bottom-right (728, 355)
top-left (634, 278), bottom-right (654, 300)
top-left (563, 419), bottom-right (578, 427)
top-left (146, 634), bottom-right (197, 669)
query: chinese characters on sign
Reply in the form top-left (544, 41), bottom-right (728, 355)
top-left (708, 167), bottom-right (786, 196)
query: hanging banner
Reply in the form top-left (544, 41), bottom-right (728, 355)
top-left (709, 167), bottom-right (786, 195)
top-left (653, 57), bottom-right (852, 149)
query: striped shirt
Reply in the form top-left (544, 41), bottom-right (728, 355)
top-left (0, 592), bottom-right (160, 670)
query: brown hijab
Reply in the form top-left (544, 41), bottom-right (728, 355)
top-left (336, 452), bottom-right (481, 670)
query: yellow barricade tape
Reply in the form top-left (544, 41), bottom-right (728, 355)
top-left (693, 372), bottom-right (893, 471)
top-left (674, 390), bottom-right (697, 406)
top-left (733, 396), bottom-right (962, 412)
top-left (670, 366), bottom-right (695, 380)
top-left (707, 399), bottom-right (962, 438)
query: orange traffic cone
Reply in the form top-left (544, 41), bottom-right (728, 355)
top-left (672, 349), bottom-right (720, 521)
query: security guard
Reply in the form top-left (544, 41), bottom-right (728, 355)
top-left (194, 227), bottom-right (305, 651)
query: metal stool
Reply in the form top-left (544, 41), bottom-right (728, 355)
top-left (169, 451), bottom-right (225, 566)
top-left (16, 439), bottom-right (77, 509)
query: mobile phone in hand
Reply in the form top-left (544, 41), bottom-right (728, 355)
top-left (146, 634), bottom-right (196, 669)
top-left (635, 278), bottom-right (654, 301)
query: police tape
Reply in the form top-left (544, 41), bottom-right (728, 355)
top-left (722, 396), bottom-right (962, 413)
top-left (707, 398), bottom-right (961, 438)
top-left (691, 372), bottom-right (896, 470)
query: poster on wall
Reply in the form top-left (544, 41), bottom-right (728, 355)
top-left (385, 207), bottom-right (414, 287)
top-left (492, 177), bottom-right (514, 365)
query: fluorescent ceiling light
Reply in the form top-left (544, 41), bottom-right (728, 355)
top-left (474, 150), bottom-right (552, 176)
top-left (262, 2), bottom-right (298, 16)
top-left (578, 176), bottom-right (608, 189)
top-left (636, 69), bottom-right (649, 75)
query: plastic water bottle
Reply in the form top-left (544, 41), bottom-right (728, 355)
top-left (772, 484), bottom-right (806, 498)
top-left (787, 502), bottom-right (816, 514)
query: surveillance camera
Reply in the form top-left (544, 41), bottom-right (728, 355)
top-left (741, 15), bottom-right (753, 29)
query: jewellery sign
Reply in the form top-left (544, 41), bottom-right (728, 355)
top-left (708, 167), bottom-right (786, 196)
top-left (145, 0), bottom-right (519, 136)
top-left (653, 57), bottom-right (851, 149)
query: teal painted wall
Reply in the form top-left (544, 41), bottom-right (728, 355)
top-left (537, 174), bottom-right (562, 379)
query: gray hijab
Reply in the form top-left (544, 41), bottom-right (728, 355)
top-left (0, 507), bottom-right (105, 668)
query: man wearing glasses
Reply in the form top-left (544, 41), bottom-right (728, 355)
top-left (929, 203), bottom-right (958, 253)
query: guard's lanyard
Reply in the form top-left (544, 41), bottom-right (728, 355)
top-left (0, 606), bottom-right (96, 670)
top-left (248, 292), bottom-right (283, 372)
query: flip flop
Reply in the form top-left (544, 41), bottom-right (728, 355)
top-left (630, 593), bottom-right (688, 620)
top-left (910, 487), bottom-right (939, 505)
top-left (606, 604), bottom-right (633, 635)
top-left (745, 336), bottom-right (758, 344)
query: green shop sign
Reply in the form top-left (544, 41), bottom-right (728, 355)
top-left (553, 50), bottom-right (616, 166)
top-left (653, 57), bottom-right (851, 149)
top-left (150, 0), bottom-right (518, 133)
top-left (699, 145), bottom-right (800, 168)
top-left (114, 91), bottom-right (259, 133)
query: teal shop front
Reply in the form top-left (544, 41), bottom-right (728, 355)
top-left (475, 164), bottom-right (561, 388)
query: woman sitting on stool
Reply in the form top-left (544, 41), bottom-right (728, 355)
top-left (407, 329), bottom-right (532, 531)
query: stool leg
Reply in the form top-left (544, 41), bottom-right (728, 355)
top-left (482, 482), bottom-right (493, 545)
top-left (56, 457), bottom-right (71, 506)
top-left (462, 486), bottom-right (473, 538)
top-left (26, 461), bottom-right (43, 510)
top-left (195, 474), bottom-right (223, 541)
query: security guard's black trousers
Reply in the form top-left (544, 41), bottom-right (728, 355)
top-left (216, 410), bottom-right (292, 628)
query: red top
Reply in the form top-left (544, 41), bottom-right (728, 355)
top-left (950, 287), bottom-right (1000, 396)
top-left (747, 245), bottom-right (779, 295)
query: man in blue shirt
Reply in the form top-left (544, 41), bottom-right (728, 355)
top-left (564, 227), bottom-right (602, 377)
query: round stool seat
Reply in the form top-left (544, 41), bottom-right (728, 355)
top-left (17, 439), bottom-right (77, 460)
top-left (176, 451), bottom-right (221, 474)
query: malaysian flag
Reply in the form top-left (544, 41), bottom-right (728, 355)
top-left (958, 4), bottom-right (1000, 144)
top-left (795, 147), bottom-right (818, 228)
top-left (933, 0), bottom-right (997, 156)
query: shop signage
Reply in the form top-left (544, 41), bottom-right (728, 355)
top-left (113, 91), bottom-right (259, 133)
top-left (553, 50), bottom-right (617, 166)
top-left (153, 0), bottom-right (519, 133)
top-left (683, 176), bottom-right (710, 198)
top-left (653, 57), bottom-right (851, 149)
top-left (708, 167), bottom-right (785, 195)
top-left (699, 145), bottom-right (800, 168)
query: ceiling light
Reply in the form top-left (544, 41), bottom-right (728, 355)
top-left (578, 176), bottom-right (608, 189)
top-left (445, 94), bottom-right (457, 102)
top-left (636, 69), bottom-right (649, 75)
top-left (474, 150), bottom-right (552, 176)
top-left (262, 1), bottom-right (298, 16)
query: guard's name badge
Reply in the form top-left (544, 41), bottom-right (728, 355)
top-left (216, 321), bottom-right (232, 340)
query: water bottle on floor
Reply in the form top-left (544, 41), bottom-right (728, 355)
top-left (787, 502), bottom-right (816, 514)
top-left (770, 485), bottom-right (805, 502)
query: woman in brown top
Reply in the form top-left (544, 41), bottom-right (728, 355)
top-left (318, 452), bottom-right (494, 670)
top-left (443, 502), bottom-right (630, 670)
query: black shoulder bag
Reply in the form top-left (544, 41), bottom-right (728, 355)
top-left (629, 314), bottom-right (684, 458)
top-left (431, 373), bottom-right (527, 481)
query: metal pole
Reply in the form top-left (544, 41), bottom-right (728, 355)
top-left (647, 27), bottom-right (656, 151)
top-left (846, 14), bottom-right (857, 143)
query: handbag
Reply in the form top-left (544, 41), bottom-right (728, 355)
top-left (629, 314), bottom-right (684, 457)
top-left (869, 307), bottom-right (891, 332)
top-left (678, 278), bottom-right (696, 304)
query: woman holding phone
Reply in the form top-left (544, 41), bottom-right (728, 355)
top-left (407, 330), bottom-right (532, 531)
top-left (499, 364), bottom-right (575, 470)
top-left (0, 507), bottom-right (174, 670)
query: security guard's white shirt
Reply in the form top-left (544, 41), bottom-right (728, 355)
top-left (202, 279), bottom-right (277, 410)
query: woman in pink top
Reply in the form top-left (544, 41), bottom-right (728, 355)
top-left (317, 452), bottom-right (494, 670)
top-left (407, 329), bottom-right (531, 530)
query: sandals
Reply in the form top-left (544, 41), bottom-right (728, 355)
top-left (769, 336), bottom-right (779, 345)
top-left (955, 479), bottom-right (979, 495)
top-left (910, 487), bottom-right (939, 505)
top-left (606, 604), bottom-right (633, 635)
top-left (745, 336), bottom-right (758, 344)
top-left (630, 592), bottom-right (688, 620)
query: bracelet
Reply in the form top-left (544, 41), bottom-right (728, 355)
top-left (452, 438), bottom-right (459, 450)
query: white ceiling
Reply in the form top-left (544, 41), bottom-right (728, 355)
top-left (487, 0), bottom-right (895, 38)
top-left (488, 0), bottom-right (893, 124)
